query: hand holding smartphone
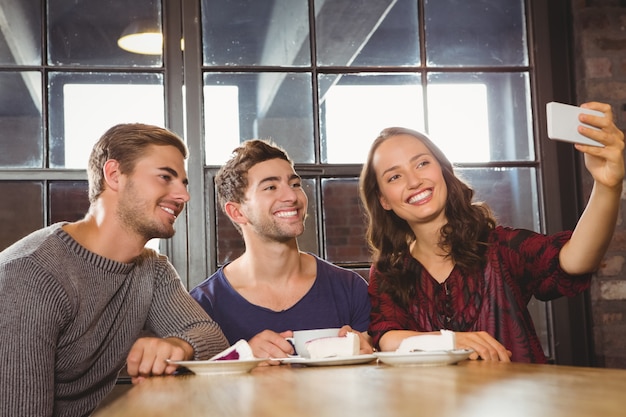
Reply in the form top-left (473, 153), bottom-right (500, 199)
top-left (546, 102), bottom-right (605, 147)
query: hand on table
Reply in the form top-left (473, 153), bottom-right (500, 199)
top-left (455, 331), bottom-right (512, 362)
top-left (126, 336), bottom-right (194, 384)
top-left (248, 329), bottom-right (295, 365)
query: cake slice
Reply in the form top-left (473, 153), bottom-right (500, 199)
top-left (210, 339), bottom-right (255, 361)
top-left (396, 330), bottom-right (456, 353)
top-left (305, 332), bottom-right (360, 359)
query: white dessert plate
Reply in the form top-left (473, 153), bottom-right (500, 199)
top-left (374, 349), bottom-right (473, 367)
top-left (277, 354), bottom-right (377, 367)
top-left (166, 358), bottom-right (266, 375)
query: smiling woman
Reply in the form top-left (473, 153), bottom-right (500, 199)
top-left (359, 119), bottom-right (624, 363)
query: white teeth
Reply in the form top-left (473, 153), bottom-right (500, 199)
top-left (161, 206), bottom-right (176, 216)
top-left (276, 210), bottom-right (297, 218)
top-left (408, 190), bottom-right (432, 204)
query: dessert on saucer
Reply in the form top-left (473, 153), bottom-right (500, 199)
top-left (374, 330), bottom-right (473, 366)
top-left (304, 332), bottom-right (360, 359)
top-left (168, 340), bottom-right (265, 375)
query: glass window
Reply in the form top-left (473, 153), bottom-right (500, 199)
top-left (320, 73), bottom-right (423, 164)
top-left (48, 72), bottom-right (165, 168)
top-left (204, 72), bottom-right (314, 165)
top-left (49, 181), bottom-right (89, 223)
top-left (0, 0), bottom-right (41, 65)
top-left (314, 0), bottom-right (420, 67)
top-left (427, 72), bottom-right (533, 162)
top-left (47, 0), bottom-right (162, 67)
top-left (202, 0), bottom-right (310, 67)
top-left (203, 0), bottom-right (536, 274)
top-left (0, 71), bottom-right (43, 168)
top-left (456, 167), bottom-right (540, 231)
top-left (298, 178), bottom-right (320, 256)
top-left (0, 182), bottom-right (43, 251)
top-left (320, 71), bottom-right (533, 165)
top-left (424, 0), bottom-right (528, 67)
top-left (215, 207), bottom-right (244, 266)
top-left (322, 178), bottom-right (370, 263)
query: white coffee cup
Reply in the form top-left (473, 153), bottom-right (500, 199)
top-left (286, 328), bottom-right (341, 358)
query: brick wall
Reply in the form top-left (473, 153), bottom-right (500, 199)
top-left (572, 0), bottom-right (626, 368)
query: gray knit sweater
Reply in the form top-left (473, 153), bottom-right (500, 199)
top-left (0, 223), bottom-right (229, 416)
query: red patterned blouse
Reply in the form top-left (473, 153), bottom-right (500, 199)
top-left (368, 226), bottom-right (592, 363)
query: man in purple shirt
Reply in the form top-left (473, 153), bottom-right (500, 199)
top-left (190, 139), bottom-right (372, 361)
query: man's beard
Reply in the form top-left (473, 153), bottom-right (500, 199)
top-left (117, 180), bottom-right (176, 241)
top-left (246, 212), bottom-right (305, 243)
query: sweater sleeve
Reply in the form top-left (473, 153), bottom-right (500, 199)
top-left (0, 259), bottom-right (70, 417)
top-left (143, 258), bottom-right (229, 359)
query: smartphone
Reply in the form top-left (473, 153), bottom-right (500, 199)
top-left (546, 101), bottom-right (604, 147)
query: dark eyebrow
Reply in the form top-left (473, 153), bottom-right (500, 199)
top-left (258, 173), bottom-right (301, 186)
top-left (159, 166), bottom-right (189, 186)
top-left (380, 153), bottom-right (429, 178)
top-left (380, 164), bottom-right (400, 178)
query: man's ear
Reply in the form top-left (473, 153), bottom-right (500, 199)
top-left (224, 201), bottom-right (247, 226)
top-left (103, 159), bottom-right (122, 192)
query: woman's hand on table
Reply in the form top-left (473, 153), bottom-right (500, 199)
top-left (455, 331), bottom-right (512, 362)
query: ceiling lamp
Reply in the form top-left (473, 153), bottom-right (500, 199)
top-left (117, 20), bottom-right (162, 55)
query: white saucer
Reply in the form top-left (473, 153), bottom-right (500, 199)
top-left (374, 349), bottom-right (473, 366)
top-left (277, 354), bottom-right (377, 367)
top-left (167, 358), bottom-right (266, 375)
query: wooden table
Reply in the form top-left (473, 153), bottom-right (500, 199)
top-left (94, 360), bottom-right (626, 417)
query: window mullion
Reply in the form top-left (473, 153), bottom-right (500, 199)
top-left (178, 0), bottom-right (207, 288)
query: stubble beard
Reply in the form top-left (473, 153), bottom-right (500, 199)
top-left (249, 215), bottom-right (305, 243)
top-left (117, 181), bottom-right (176, 241)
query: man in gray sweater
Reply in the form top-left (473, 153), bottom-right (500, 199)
top-left (0, 123), bottom-right (229, 416)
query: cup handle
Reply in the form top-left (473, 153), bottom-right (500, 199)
top-left (285, 337), bottom-right (297, 355)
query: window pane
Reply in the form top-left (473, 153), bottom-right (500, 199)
top-left (49, 181), bottom-right (89, 224)
top-left (322, 178), bottom-right (369, 263)
top-left (298, 179), bottom-right (318, 256)
top-left (315, 0), bottom-right (419, 67)
top-left (47, 0), bottom-right (162, 67)
top-left (48, 72), bottom-right (165, 168)
top-left (427, 72), bottom-right (533, 163)
top-left (216, 207), bottom-right (244, 266)
top-left (0, 181), bottom-right (43, 251)
top-left (201, 0), bottom-right (309, 67)
top-left (425, 0), bottom-right (528, 67)
top-left (320, 73), bottom-right (422, 164)
top-left (0, 71), bottom-right (43, 168)
top-left (0, 0), bottom-right (41, 65)
top-left (215, 178), bottom-right (318, 266)
top-left (204, 72), bottom-right (314, 165)
top-left (457, 167), bottom-right (540, 231)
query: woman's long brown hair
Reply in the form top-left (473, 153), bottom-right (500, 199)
top-left (359, 127), bottom-right (496, 308)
